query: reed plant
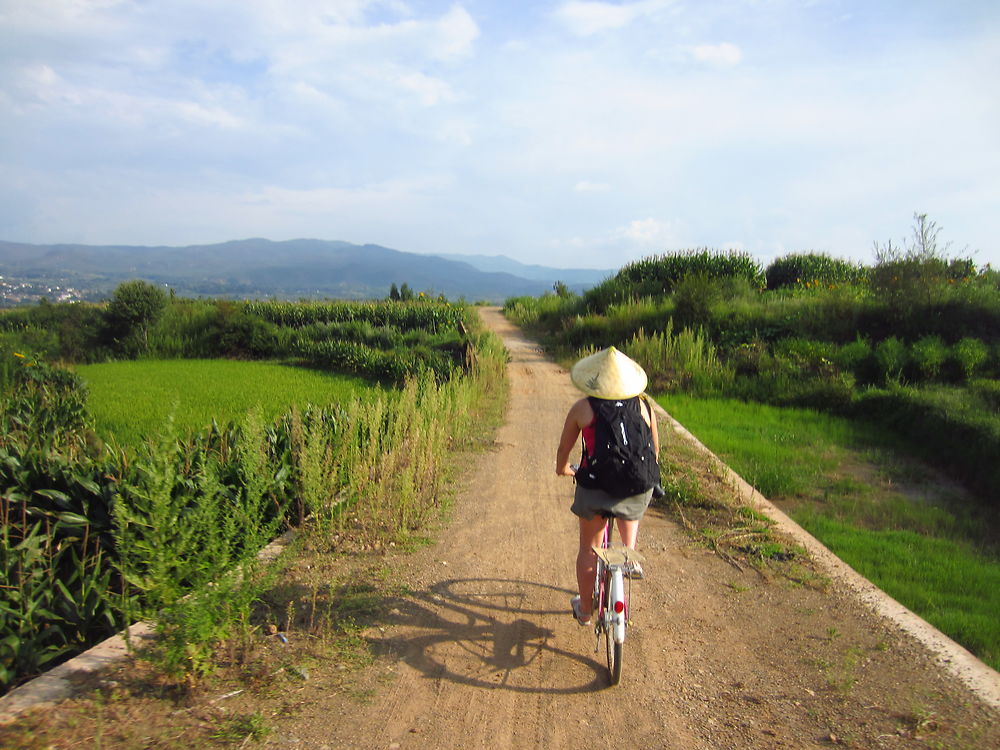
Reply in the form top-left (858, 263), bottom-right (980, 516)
top-left (624, 322), bottom-right (733, 394)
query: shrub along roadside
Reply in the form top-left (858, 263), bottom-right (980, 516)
top-left (0, 320), bottom-right (507, 693)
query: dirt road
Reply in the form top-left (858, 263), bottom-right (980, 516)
top-left (271, 308), bottom-right (998, 749)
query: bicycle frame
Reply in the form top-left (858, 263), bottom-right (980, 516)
top-left (593, 518), bottom-right (627, 644)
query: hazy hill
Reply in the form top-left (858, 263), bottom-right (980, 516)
top-left (0, 239), bottom-right (603, 302)
top-left (433, 253), bottom-right (613, 285)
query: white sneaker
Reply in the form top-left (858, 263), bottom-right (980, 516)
top-left (624, 560), bottom-right (645, 580)
top-left (570, 595), bottom-right (592, 626)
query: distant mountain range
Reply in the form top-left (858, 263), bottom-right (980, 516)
top-left (0, 239), bottom-right (615, 303)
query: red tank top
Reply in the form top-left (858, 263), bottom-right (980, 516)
top-left (580, 416), bottom-right (597, 468)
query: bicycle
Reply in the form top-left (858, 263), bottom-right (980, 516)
top-left (590, 513), bottom-right (645, 686)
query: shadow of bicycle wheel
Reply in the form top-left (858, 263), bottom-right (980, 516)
top-left (372, 578), bottom-right (610, 693)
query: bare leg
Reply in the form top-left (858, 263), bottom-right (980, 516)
top-left (576, 515), bottom-right (608, 618)
top-left (616, 518), bottom-right (640, 549)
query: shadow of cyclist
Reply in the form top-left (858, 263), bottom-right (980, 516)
top-left (371, 577), bottom-right (608, 694)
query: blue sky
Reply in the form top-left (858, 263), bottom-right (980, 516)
top-left (1, 0), bottom-right (997, 270)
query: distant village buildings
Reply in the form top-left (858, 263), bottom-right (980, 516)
top-left (0, 275), bottom-right (86, 307)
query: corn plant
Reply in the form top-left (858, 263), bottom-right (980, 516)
top-left (244, 299), bottom-right (465, 333)
top-left (765, 253), bottom-right (869, 290)
top-left (584, 249), bottom-right (765, 311)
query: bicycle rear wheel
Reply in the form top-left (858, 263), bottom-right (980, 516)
top-left (601, 570), bottom-right (623, 685)
top-left (604, 626), bottom-right (622, 685)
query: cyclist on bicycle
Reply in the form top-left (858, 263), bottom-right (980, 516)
top-left (555, 347), bottom-right (659, 626)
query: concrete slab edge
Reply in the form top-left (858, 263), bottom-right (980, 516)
top-left (0, 529), bottom-right (297, 725)
top-left (653, 402), bottom-right (1000, 713)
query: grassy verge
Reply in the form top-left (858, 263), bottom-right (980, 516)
top-left (658, 393), bottom-right (1000, 671)
top-left (76, 359), bottom-right (384, 447)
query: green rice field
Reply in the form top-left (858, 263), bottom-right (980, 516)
top-left (658, 392), bottom-right (1000, 671)
top-left (77, 359), bottom-right (384, 447)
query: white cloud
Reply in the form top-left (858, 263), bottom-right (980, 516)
top-left (615, 217), bottom-right (676, 247)
top-left (553, 0), bottom-right (673, 37)
top-left (691, 42), bottom-right (743, 66)
top-left (430, 4), bottom-right (480, 61)
top-left (554, 1), bottom-right (635, 36)
top-left (383, 66), bottom-right (457, 107)
top-left (574, 180), bottom-right (611, 192)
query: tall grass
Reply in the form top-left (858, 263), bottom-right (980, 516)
top-left (291, 329), bottom-right (507, 545)
top-left (624, 322), bottom-right (733, 394)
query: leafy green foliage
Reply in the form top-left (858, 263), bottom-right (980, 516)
top-left (0, 301), bottom-right (109, 363)
top-left (244, 299), bottom-right (463, 333)
top-left (765, 253), bottom-right (868, 290)
top-left (951, 337), bottom-right (989, 380)
top-left (501, 213), bottom-right (1000, 509)
top-left (1, 351), bottom-right (121, 688)
top-left (909, 335), bottom-right (948, 380)
top-left (584, 249), bottom-right (765, 312)
top-left (103, 280), bottom-right (168, 354)
top-left (624, 322), bottom-right (732, 394)
top-left (874, 337), bottom-right (908, 383)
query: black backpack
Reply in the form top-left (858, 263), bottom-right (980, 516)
top-left (576, 396), bottom-right (660, 498)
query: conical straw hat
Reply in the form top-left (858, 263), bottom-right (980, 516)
top-left (570, 346), bottom-right (648, 400)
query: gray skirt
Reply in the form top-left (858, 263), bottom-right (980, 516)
top-left (571, 483), bottom-right (653, 522)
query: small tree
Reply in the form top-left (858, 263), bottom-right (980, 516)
top-left (389, 283), bottom-right (401, 301)
top-left (104, 280), bottom-right (167, 354)
top-left (871, 212), bottom-right (973, 311)
top-left (399, 283), bottom-right (414, 302)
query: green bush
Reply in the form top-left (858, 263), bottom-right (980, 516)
top-left (244, 299), bottom-right (464, 333)
top-left (765, 252), bottom-right (868, 290)
top-left (584, 249), bottom-right (764, 312)
top-left (874, 337), bottom-right (908, 383)
top-left (672, 273), bottom-right (722, 329)
top-left (103, 280), bottom-right (168, 356)
top-left (951, 337), bottom-right (989, 381)
top-left (831, 337), bottom-right (874, 382)
top-left (910, 335), bottom-right (948, 381)
top-left (0, 303), bottom-right (109, 363)
top-left (772, 337), bottom-right (836, 375)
